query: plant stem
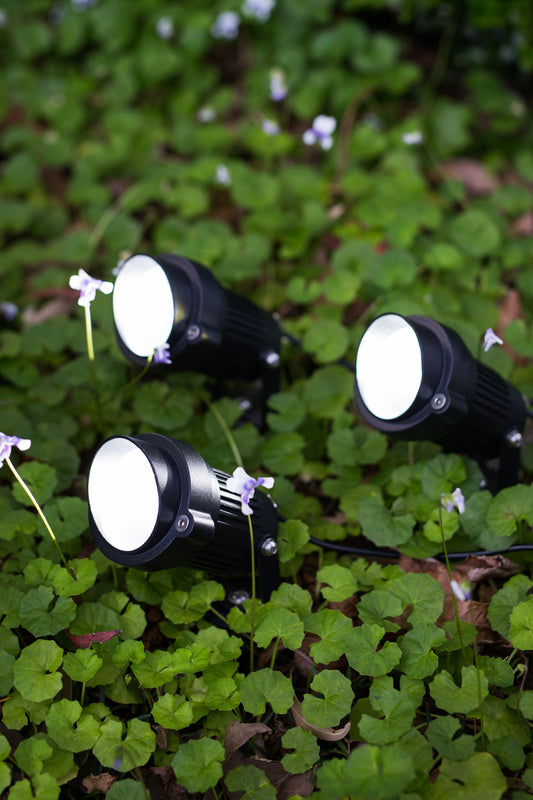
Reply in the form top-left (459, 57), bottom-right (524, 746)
top-left (438, 504), bottom-right (467, 664)
top-left (248, 514), bottom-right (256, 674)
top-left (120, 353), bottom-right (154, 394)
top-left (84, 304), bottom-right (104, 424)
top-left (270, 635), bottom-right (281, 670)
top-left (6, 456), bottom-right (68, 566)
top-left (204, 395), bottom-right (244, 468)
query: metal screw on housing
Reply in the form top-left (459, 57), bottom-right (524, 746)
top-left (431, 393), bottom-right (447, 410)
top-left (260, 538), bottom-right (278, 557)
top-left (228, 590), bottom-right (250, 605)
top-left (186, 324), bottom-right (201, 341)
top-left (262, 350), bottom-right (280, 369)
top-left (506, 429), bottom-right (523, 448)
top-left (176, 515), bottom-right (189, 531)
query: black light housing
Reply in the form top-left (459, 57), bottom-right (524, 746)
top-left (113, 253), bottom-right (281, 382)
top-left (354, 313), bottom-right (527, 491)
top-left (87, 433), bottom-right (280, 600)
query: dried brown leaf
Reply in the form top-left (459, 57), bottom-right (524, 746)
top-left (442, 159), bottom-right (498, 195)
top-left (224, 720), bottom-right (272, 760)
top-left (290, 697), bottom-right (351, 741)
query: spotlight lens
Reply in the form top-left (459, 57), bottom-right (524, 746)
top-left (356, 314), bottom-right (423, 420)
top-left (88, 438), bottom-right (160, 551)
top-left (113, 255), bottom-right (175, 357)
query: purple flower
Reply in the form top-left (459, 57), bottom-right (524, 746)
top-left (483, 328), bottom-right (504, 352)
top-left (261, 118), bottom-right (280, 135)
top-left (402, 131), bottom-right (423, 145)
top-left (215, 164), bottom-right (231, 186)
top-left (451, 579), bottom-right (471, 602)
top-left (0, 301), bottom-right (18, 321)
top-left (226, 467), bottom-right (274, 515)
top-left (211, 11), bottom-right (240, 40)
top-left (303, 115), bottom-right (336, 151)
top-left (156, 16), bottom-right (174, 39)
top-left (0, 433), bottom-right (31, 468)
top-left (69, 269), bottom-right (113, 307)
top-left (154, 343), bottom-right (171, 364)
top-left (440, 487), bottom-right (465, 515)
top-left (242, 0), bottom-right (275, 22)
top-left (269, 68), bottom-right (287, 102)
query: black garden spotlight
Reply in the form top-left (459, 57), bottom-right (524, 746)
top-left (354, 313), bottom-right (527, 492)
top-left (113, 253), bottom-right (281, 386)
top-left (87, 433), bottom-right (280, 601)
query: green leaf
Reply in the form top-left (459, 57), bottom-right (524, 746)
top-left (239, 668), bottom-right (294, 715)
top-left (318, 741), bottom-right (416, 800)
top-left (302, 365), bottom-right (354, 419)
top-left (281, 727), bottom-right (320, 774)
top-left (277, 519), bottom-right (309, 562)
top-left (41, 496), bottom-right (88, 542)
top-left (45, 699), bottom-right (100, 753)
top-left (224, 765), bottom-right (276, 800)
top-left (449, 208), bottom-right (502, 258)
top-left (133, 381), bottom-right (194, 431)
top-left (356, 589), bottom-right (404, 633)
top-left (316, 563), bottom-right (358, 602)
top-left (261, 431), bottom-right (305, 475)
top-left (430, 666), bottom-right (489, 715)
top-left (358, 495), bottom-right (415, 547)
top-left (304, 609), bottom-right (354, 665)
top-left (486, 484), bottom-right (533, 538)
top-left (7, 774), bottom-right (60, 800)
top-left (389, 571), bottom-right (445, 625)
top-left (253, 607), bottom-right (304, 650)
top-left (508, 598), bottom-right (533, 650)
top-left (358, 689), bottom-right (417, 745)
top-left (487, 575), bottom-right (533, 638)
top-left (107, 779), bottom-right (147, 800)
top-left (13, 639), bottom-right (63, 702)
top-left (426, 716), bottom-right (476, 760)
top-left (152, 693), bottom-right (193, 730)
top-left (52, 558), bottom-right (97, 597)
top-left (420, 453), bottom-right (466, 498)
top-left (14, 736), bottom-right (53, 776)
top-left (19, 586), bottom-right (76, 637)
top-left (62, 649), bottom-right (103, 683)
top-left (266, 391), bottom-right (307, 433)
top-left (12, 461), bottom-right (58, 506)
top-left (300, 669), bottom-right (354, 728)
top-left (433, 752), bottom-right (506, 800)
top-left (345, 623), bottom-right (402, 676)
top-left (482, 696), bottom-right (531, 745)
top-left (398, 624), bottom-right (446, 679)
top-left (93, 718), bottom-right (156, 771)
top-left (132, 650), bottom-right (179, 689)
top-left (302, 319), bottom-right (350, 363)
top-left (171, 737), bottom-right (224, 794)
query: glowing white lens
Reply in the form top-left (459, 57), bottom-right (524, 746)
top-left (113, 255), bottom-right (175, 357)
top-left (88, 438), bottom-right (160, 551)
top-left (356, 314), bottom-right (422, 420)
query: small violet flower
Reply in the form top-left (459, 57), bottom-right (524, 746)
top-left (440, 487), bottom-right (466, 515)
top-left (269, 68), bottom-right (287, 101)
top-left (303, 115), bottom-right (336, 151)
top-left (242, 0), bottom-right (275, 22)
top-left (451, 579), bottom-right (471, 602)
top-left (261, 118), bottom-right (280, 135)
top-left (0, 433), bottom-right (31, 468)
top-left (402, 131), bottom-right (423, 145)
top-left (156, 16), bottom-right (174, 40)
top-left (215, 164), bottom-right (231, 186)
top-left (197, 107), bottom-right (216, 123)
top-left (226, 466), bottom-right (274, 515)
top-left (0, 301), bottom-right (18, 321)
top-left (211, 11), bottom-right (240, 40)
top-left (154, 342), bottom-right (171, 365)
top-left (69, 268), bottom-right (113, 307)
top-left (483, 327), bottom-right (504, 352)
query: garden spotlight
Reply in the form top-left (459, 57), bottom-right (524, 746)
top-left (87, 433), bottom-right (280, 600)
top-left (354, 313), bottom-right (527, 491)
top-left (113, 253), bottom-right (281, 382)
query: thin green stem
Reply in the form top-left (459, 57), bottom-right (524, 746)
top-left (120, 353), bottom-right (154, 395)
top-left (5, 456), bottom-right (67, 566)
top-left (270, 635), bottom-right (281, 670)
top-left (84, 304), bottom-right (104, 426)
top-left (85, 304), bottom-right (95, 362)
top-left (438, 504), bottom-right (467, 664)
top-left (248, 514), bottom-right (256, 674)
top-left (204, 395), bottom-right (244, 468)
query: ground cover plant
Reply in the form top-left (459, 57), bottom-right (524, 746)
top-left (2, 0), bottom-right (533, 797)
